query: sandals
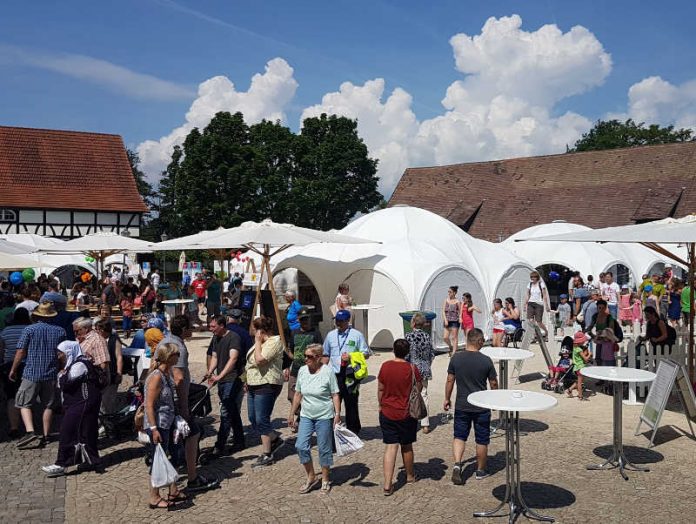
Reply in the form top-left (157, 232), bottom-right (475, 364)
top-left (299, 477), bottom-right (321, 494)
top-left (383, 485), bottom-right (395, 496)
top-left (406, 475), bottom-right (418, 484)
top-left (421, 427), bottom-right (430, 434)
top-left (321, 481), bottom-right (331, 493)
top-left (149, 497), bottom-right (172, 510)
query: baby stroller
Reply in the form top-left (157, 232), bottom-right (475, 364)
top-left (541, 336), bottom-right (575, 393)
top-left (99, 383), bottom-right (144, 439)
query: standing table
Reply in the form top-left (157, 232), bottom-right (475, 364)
top-left (480, 347), bottom-right (534, 434)
top-left (351, 304), bottom-right (383, 347)
top-left (469, 390), bottom-right (558, 523)
top-left (161, 298), bottom-right (193, 320)
top-left (580, 366), bottom-right (656, 480)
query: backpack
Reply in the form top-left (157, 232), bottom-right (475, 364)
top-left (612, 318), bottom-right (624, 343)
top-left (666, 324), bottom-right (677, 346)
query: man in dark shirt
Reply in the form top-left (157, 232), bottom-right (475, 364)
top-left (226, 308), bottom-right (252, 355)
top-left (287, 308), bottom-right (322, 425)
top-left (205, 315), bottom-right (244, 455)
top-left (444, 328), bottom-right (498, 484)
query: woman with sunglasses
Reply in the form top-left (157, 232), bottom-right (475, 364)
top-left (288, 343), bottom-right (341, 494)
top-left (143, 343), bottom-right (187, 510)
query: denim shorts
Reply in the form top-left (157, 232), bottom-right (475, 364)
top-left (447, 321), bottom-right (461, 329)
top-left (454, 410), bottom-right (491, 445)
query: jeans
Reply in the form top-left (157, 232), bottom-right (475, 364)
top-left (608, 304), bottom-right (618, 319)
top-left (216, 379), bottom-right (245, 449)
top-left (295, 417), bottom-right (334, 468)
top-left (122, 316), bottom-right (132, 332)
top-left (247, 385), bottom-right (281, 437)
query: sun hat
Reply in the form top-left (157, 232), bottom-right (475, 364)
top-left (32, 302), bottom-right (58, 318)
top-left (229, 308), bottom-right (243, 319)
top-left (572, 331), bottom-right (589, 345)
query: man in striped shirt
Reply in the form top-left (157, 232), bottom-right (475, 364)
top-left (9, 302), bottom-right (66, 448)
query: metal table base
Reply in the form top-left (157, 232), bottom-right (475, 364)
top-left (475, 411), bottom-right (554, 523)
top-left (491, 360), bottom-right (526, 437)
top-left (586, 380), bottom-right (650, 481)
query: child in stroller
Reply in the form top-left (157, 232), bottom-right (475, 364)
top-left (541, 336), bottom-right (574, 393)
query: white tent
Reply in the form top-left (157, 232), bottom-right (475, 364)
top-left (275, 206), bottom-right (534, 348)
top-left (505, 220), bottom-right (678, 283)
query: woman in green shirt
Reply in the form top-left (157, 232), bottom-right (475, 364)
top-left (288, 343), bottom-right (341, 494)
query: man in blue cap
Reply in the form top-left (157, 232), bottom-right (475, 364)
top-left (322, 309), bottom-right (369, 435)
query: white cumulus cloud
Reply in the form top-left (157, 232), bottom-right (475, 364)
top-left (301, 15), bottom-right (612, 194)
top-left (624, 76), bottom-right (696, 131)
top-left (137, 58), bottom-right (298, 176)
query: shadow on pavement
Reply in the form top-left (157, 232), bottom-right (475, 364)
top-left (638, 424), bottom-right (696, 447)
top-left (518, 418), bottom-right (550, 433)
top-left (331, 463), bottom-right (377, 487)
top-left (592, 444), bottom-right (664, 464)
top-left (461, 451), bottom-right (506, 483)
top-left (492, 481), bottom-right (576, 509)
top-left (410, 457), bottom-right (447, 481)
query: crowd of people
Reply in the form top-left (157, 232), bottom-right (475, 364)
top-left (0, 269), bottom-right (513, 510)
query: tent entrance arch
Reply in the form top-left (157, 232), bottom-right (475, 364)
top-left (604, 263), bottom-right (632, 287)
top-left (272, 268), bottom-right (325, 328)
top-left (536, 264), bottom-right (572, 308)
top-left (419, 266), bottom-right (487, 350)
top-left (344, 269), bottom-right (408, 350)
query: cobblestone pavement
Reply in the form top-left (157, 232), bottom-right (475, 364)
top-left (3, 332), bottom-right (696, 523)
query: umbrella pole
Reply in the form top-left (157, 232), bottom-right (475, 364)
top-left (690, 243), bottom-right (695, 383)
top-left (264, 248), bottom-right (287, 351)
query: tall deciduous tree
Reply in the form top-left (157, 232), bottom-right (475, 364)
top-left (568, 119), bottom-right (694, 152)
top-left (157, 111), bottom-right (382, 236)
top-left (126, 149), bottom-right (156, 209)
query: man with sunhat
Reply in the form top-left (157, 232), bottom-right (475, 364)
top-left (9, 302), bottom-right (67, 448)
top-left (322, 309), bottom-right (370, 435)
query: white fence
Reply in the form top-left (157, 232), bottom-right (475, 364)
top-left (623, 327), bottom-right (689, 404)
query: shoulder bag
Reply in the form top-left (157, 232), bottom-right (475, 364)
top-left (407, 364), bottom-right (427, 420)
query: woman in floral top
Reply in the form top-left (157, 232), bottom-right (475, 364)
top-left (405, 313), bottom-right (436, 433)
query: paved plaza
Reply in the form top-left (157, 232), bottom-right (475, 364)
top-left (2, 332), bottom-right (696, 523)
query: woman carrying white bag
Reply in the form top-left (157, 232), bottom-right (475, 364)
top-left (143, 343), bottom-right (188, 510)
top-left (288, 344), bottom-right (341, 494)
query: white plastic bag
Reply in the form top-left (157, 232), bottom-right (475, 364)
top-left (333, 423), bottom-right (364, 457)
top-left (137, 431), bottom-right (151, 445)
top-left (150, 443), bottom-right (178, 488)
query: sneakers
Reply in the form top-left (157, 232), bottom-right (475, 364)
top-left (17, 431), bottom-right (39, 448)
top-left (41, 464), bottom-right (65, 477)
top-left (451, 463), bottom-right (463, 485)
top-left (186, 474), bottom-right (219, 493)
top-left (251, 453), bottom-right (274, 468)
top-left (475, 469), bottom-right (489, 480)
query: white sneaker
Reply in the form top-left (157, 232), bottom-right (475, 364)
top-left (41, 464), bottom-right (65, 476)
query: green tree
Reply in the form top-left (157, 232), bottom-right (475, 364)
top-left (157, 111), bottom-right (382, 236)
top-left (126, 149), bottom-right (157, 209)
top-left (568, 119), bottom-right (694, 152)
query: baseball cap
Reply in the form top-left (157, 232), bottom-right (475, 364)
top-left (559, 294), bottom-right (568, 299)
top-left (298, 307), bottom-right (311, 319)
top-left (229, 308), bottom-right (243, 319)
top-left (335, 309), bottom-right (351, 322)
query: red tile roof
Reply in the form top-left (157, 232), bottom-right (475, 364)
top-left (388, 142), bottom-right (696, 241)
top-left (0, 125), bottom-right (149, 213)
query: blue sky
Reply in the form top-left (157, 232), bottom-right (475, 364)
top-left (1, 1), bottom-right (695, 193)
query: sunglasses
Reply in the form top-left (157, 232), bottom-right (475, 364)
top-left (304, 354), bottom-right (318, 360)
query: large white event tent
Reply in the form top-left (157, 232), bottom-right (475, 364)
top-left (274, 206), bottom-right (534, 349)
top-left (503, 221), bottom-right (673, 283)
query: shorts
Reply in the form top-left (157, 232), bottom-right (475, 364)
top-left (446, 321), bottom-right (460, 329)
top-left (527, 303), bottom-right (544, 322)
top-left (206, 301), bottom-right (221, 316)
top-left (454, 409), bottom-right (491, 445)
top-left (15, 379), bottom-right (60, 410)
top-left (197, 296), bottom-right (206, 304)
top-left (379, 412), bottom-right (417, 445)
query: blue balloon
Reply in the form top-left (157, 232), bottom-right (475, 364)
top-left (9, 271), bottom-right (23, 286)
top-left (548, 271), bottom-right (560, 282)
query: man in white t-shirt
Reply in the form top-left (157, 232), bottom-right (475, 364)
top-left (150, 269), bottom-right (161, 291)
top-left (600, 271), bottom-right (621, 319)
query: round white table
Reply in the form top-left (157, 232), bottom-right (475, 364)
top-left (161, 298), bottom-right (193, 319)
top-left (352, 304), bottom-right (383, 346)
top-left (469, 390), bottom-right (557, 523)
top-left (580, 366), bottom-right (656, 480)
top-left (481, 347), bottom-right (534, 435)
